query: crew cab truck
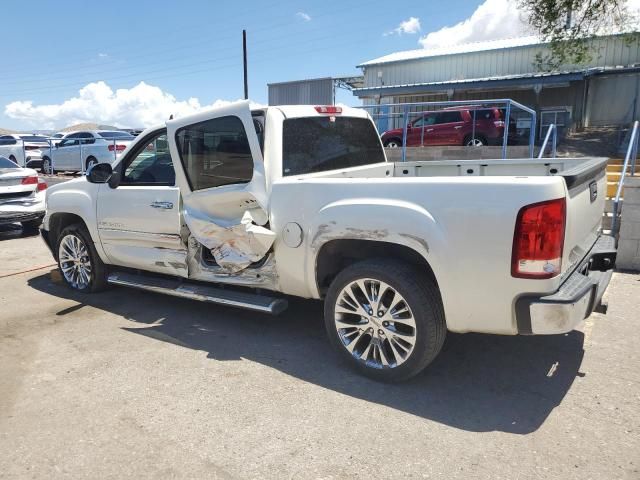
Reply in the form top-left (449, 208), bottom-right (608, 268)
top-left (41, 102), bottom-right (616, 382)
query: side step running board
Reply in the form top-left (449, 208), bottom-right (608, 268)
top-left (107, 271), bottom-right (288, 315)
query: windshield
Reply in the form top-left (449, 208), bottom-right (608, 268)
top-left (282, 117), bottom-right (385, 176)
top-left (98, 131), bottom-right (134, 139)
top-left (19, 135), bottom-right (49, 142)
top-left (0, 156), bottom-right (19, 168)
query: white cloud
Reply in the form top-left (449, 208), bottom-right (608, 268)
top-left (4, 81), bottom-right (264, 129)
top-left (419, 0), bottom-right (528, 48)
top-left (418, 0), bottom-right (640, 50)
top-left (98, 53), bottom-right (109, 58)
top-left (296, 11), bottom-right (311, 22)
top-left (385, 17), bottom-right (421, 36)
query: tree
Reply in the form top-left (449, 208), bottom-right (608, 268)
top-left (518, 0), bottom-right (640, 69)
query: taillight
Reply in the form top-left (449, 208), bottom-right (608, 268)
top-left (315, 106), bottom-right (342, 114)
top-left (37, 178), bottom-right (47, 191)
top-left (21, 175), bottom-right (38, 185)
top-left (512, 198), bottom-right (566, 279)
top-left (108, 144), bottom-right (126, 152)
top-left (24, 145), bottom-right (40, 151)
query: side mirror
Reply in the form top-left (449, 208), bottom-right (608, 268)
top-left (86, 163), bottom-right (112, 184)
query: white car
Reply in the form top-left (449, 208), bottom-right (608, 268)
top-left (0, 155), bottom-right (47, 231)
top-left (42, 130), bottom-right (135, 173)
top-left (41, 102), bottom-right (615, 381)
top-left (0, 134), bottom-right (50, 170)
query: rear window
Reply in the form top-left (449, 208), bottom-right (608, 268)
top-left (18, 135), bottom-right (49, 142)
top-left (282, 117), bottom-right (384, 176)
top-left (98, 131), bottom-right (134, 139)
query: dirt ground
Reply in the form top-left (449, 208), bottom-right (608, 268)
top-left (1, 225), bottom-right (639, 479)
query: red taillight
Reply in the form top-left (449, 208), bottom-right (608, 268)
top-left (315, 106), bottom-right (342, 114)
top-left (108, 144), bottom-right (126, 152)
top-left (37, 178), bottom-right (47, 191)
top-left (512, 198), bottom-right (566, 279)
top-left (21, 175), bottom-right (38, 185)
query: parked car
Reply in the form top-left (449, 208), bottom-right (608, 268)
top-left (41, 130), bottom-right (135, 173)
top-left (381, 106), bottom-right (517, 148)
top-left (0, 155), bottom-right (47, 231)
top-left (42, 102), bottom-right (614, 381)
top-left (0, 134), bottom-right (50, 169)
top-left (48, 132), bottom-right (66, 146)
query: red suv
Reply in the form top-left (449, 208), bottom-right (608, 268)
top-left (381, 107), bottom-right (514, 147)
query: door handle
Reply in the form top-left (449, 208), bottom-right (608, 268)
top-left (150, 201), bottom-right (173, 209)
top-left (454, 126), bottom-right (463, 129)
top-left (426, 128), bottom-right (434, 132)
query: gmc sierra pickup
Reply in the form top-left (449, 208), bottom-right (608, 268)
top-left (40, 101), bottom-right (615, 381)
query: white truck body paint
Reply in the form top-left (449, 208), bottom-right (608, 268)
top-left (43, 101), bottom-right (609, 335)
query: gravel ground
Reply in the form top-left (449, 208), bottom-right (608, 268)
top-left (0, 228), bottom-right (639, 479)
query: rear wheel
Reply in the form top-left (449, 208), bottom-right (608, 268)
top-left (9, 155), bottom-right (17, 165)
top-left (324, 259), bottom-right (446, 382)
top-left (56, 224), bottom-right (108, 293)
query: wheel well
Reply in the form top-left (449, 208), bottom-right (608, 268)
top-left (48, 213), bottom-right (88, 258)
top-left (384, 137), bottom-right (402, 145)
top-left (315, 239), bottom-right (437, 296)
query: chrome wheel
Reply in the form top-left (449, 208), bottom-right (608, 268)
top-left (333, 278), bottom-right (417, 369)
top-left (58, 234), bottom-right (92, 289)
top-left (385, 140), bottom-right (400, 148)
top-left (466, 138), bottom-right (485, 147)
top-left (42, 157), bottom-right (52, 174)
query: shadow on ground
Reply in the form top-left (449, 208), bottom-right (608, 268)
top-left (28, 270), bottom-right (585, 434)
top-left (0, 224), bottom-right (39, 241)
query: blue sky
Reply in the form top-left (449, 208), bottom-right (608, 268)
top-left (0, 0), bottom-right (495, 130)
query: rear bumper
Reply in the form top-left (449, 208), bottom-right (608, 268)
top-left (515, 235), bottom-right (616, 335)
top-left (0, 211), bottom-right (44, 225)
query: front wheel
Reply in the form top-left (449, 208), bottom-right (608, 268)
top-left (57, 224), bottom-right (108, 293)
top-left (464, 135), bottom-right (487, 147)
top-left (383, 139), bottom-right (402, 148)
top-left (41, 156), bottom-right (53, 174)
top-left (324, 259), bottom-right (446, 382)
top-left (85, 156), bottom-right (98, 171)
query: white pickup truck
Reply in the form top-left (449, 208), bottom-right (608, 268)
top-left (41, 102), bottom-right (616, 381)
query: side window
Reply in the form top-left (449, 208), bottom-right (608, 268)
top-left (59, 134), bottom-right (79, 147)
top-left (175, 115), bottom-right (254, 191)
top-left (79, 132), bottom-right (95, 145)
top-left (435, 111), bottom-right (463, 124)
top-left (122, 130), bottom-right (174, 186)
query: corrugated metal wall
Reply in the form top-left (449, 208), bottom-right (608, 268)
top-left (268, 78), bottom-right (334, 105)
top-left (362, 35), bottom-right (640, 88)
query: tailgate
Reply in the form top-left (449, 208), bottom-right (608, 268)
top-left (561, 158), bottom-right (608, 277)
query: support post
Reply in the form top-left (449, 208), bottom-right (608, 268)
top-left (501, 102), bottom-right (511, 159)
top-left (401, 105), bottom-right (409, 162)
top-left (243, 30), bottom-right (248, 100)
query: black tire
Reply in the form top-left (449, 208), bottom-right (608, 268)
top-left (56, 223), bottom-right (108, 293)
top-left (41, 156), bottom-right (54, 174)
top-left (9, 155), bottom-right (17, 165)
top-left (21, 218), bottom-right (42, 233)
top-left (324, 259), bottom-right (446, 382)
top-left (85, 156), bottom-right (98, 171)
top-left (463, 135), bottom-right (487, 147)
top-left (383, 138), bottom-right (402, 148)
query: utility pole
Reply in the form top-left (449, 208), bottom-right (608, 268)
top-left (243, 29), bottom-right (249, 100)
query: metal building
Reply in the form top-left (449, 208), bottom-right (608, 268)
top-left (353, 34), bottom-right (640, 136)
top-left (268, 76), bottom-right (364, 106)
